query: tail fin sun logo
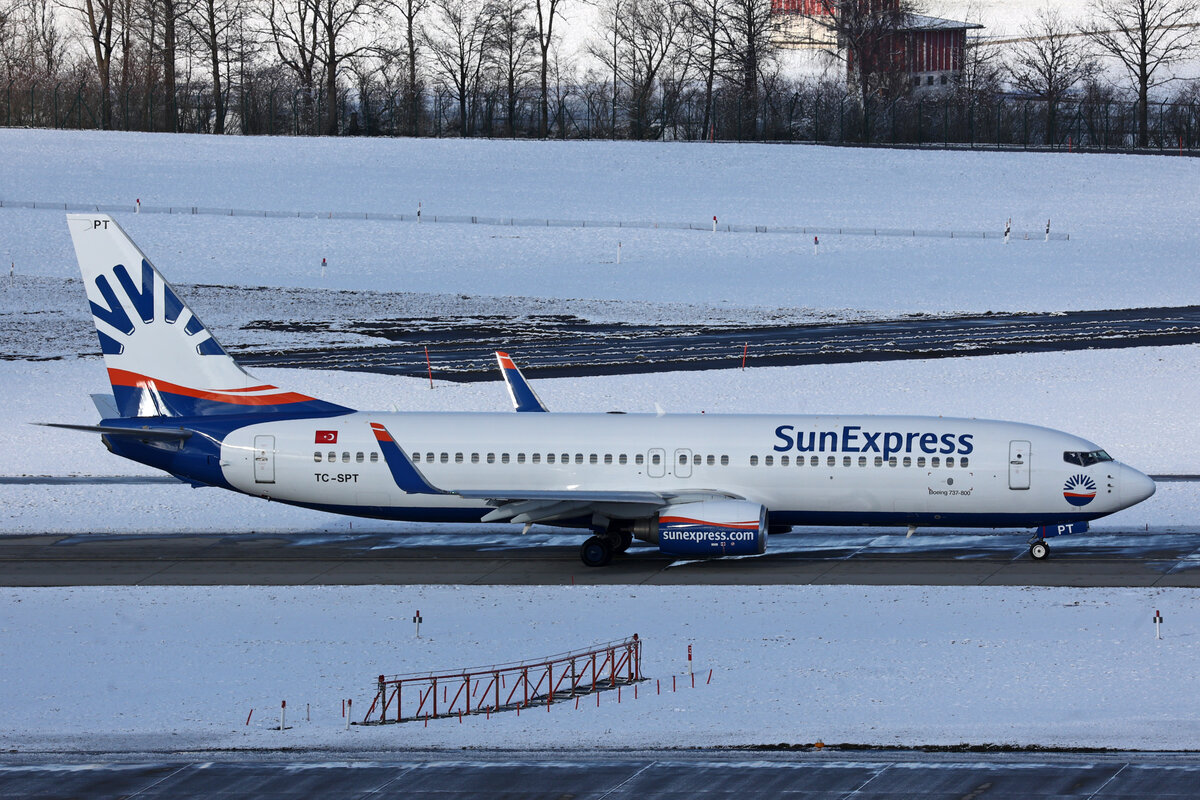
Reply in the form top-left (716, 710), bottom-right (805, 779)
top-left (1063, 474), bottom-right (1098, 507)
top-left (90, 260), bottom-right (224, 357)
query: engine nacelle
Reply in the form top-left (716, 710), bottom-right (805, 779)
top-left (653, 500), bottom-right (768, 558)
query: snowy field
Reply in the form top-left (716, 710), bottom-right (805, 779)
top-left (4, 130), bottom-right (1200, 313)
top-left (2, 130), bottom-right (1200, 753)
top-left (4, 584), bottom-right (1199, 754)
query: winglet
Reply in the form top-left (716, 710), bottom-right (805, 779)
top-left (369, 422), bottom-right (445, 495)
top-left (496, 351), bottom-right (548, 412)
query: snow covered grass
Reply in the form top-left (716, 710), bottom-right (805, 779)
top-left (4, 584), bottom-right (1198, 753)
top-left (3, 131), bottom-right (1200, 312)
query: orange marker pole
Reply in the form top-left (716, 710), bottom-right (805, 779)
top-left (425, 346), bottom-right (433, 389)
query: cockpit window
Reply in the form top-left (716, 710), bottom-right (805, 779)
top-left (1063, 450), bottom-right (1113, 467)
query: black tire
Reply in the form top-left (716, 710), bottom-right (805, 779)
top-left (1030, 541), bottom-right (1050, 560)
top-left (614, 531), bottom-right (633, 553)
top-left (581, 536), bottom-right (613, 567)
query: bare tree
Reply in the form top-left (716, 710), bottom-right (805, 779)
top-left (718, 0), bottom-right (775, 138)
top-left (424, 0), bottom-right (494, 135)
top-left (1008, 6), bottom-right (1097, 144)
top-left (619, 0), bottom-right (686, 138)
top-left (531, 0), bottom-right (566, 136)
top-left (488, 0), bottom-right (535, 135)
top-left (71, 0), bottom-right (119, 127)
top-left (391, 0), bottom-right (428, 134)
top-left (313, 0), bottom-right (382, 134)
top-left (1087, 0), bottom-right (1200, 146)
top-left (586, 0), bottom-right (625, 136)
top-left (685, 0), bottom-right (725, 138)
top-left (189, 0), bottom-right (248, 132)
top-left (264, 0), bottom-right (320, 131)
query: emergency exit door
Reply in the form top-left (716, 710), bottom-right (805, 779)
top-left (1009, 440), bottom-right (1030, 490)
top-left (254, 435), bottom-right (276, 484)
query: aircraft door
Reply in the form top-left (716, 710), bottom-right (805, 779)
top-left (254, 435), bottom-right (276, 484)
top-left (674, 448), bottom-right (693, 478)
top-left (648, 448), bottom-right (666, 478)
top-left (1009, 440), bottom-right (1030, 490)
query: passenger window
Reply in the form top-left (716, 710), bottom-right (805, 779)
top-left (780, 455), bottom-right (790, 466)
top-left (651, 454), bottom-right (661, 465)
top-left (440, 453), bottom-right (449, 463)
top-left (370, 452), bottom-right (378, 463)
top-left (547, 453), bottom-right (556, 464)
top-left (328, 451), bottom-right (336, 461)
top-left (604, 454), bottom-right (613, 464)
top-left (313, 452), bottom-right (322, 462)
top-left (693, 454), bottom-right (701, 465)
top-left (575, 454), bottom-right (584, 464)
top-left (517, 453), bottom-right (525, 463)
top-left (843, 456), bottom-right (851, 467)
top-left (765, 456), bottom-right (774, 466)
top-left (827, 456), bottom-right (835, 467)
top-left (487, 453), bottom-right (496, 464)
top-left (589, 454), bottom-right (597, 465)
top-left (858, 456), bottom-right (867, 467)
top-left (960, 457), bottom-right (969, 468)
top-left (470, 453), bottom-right (479, 463)
top-left (356, 452), bottom-right (364, 463)
top-left (636, 454), bottom-right (645, 465)
top-left (874, 456), bottom-right (883, 467)
top-left (531, 453), bottom-right (540, 464)
top-left (888, 457), bottom-right (897, 467)
top-left (562, 453), bottom-right (570, 463)
top-left (917, 457), bottom-right (926, 467)
top-left (412, 452), bottom-right (421, 462)
top-left (679, 454), bottom-right (687, 465)
top-left (902, 456), bottom-right (911, 467)
top-left (619, 454), bottom-right (628, 465)
top-left (721, 455), bottom-right (729, 466)
top-left (342, 452), bottom-right (350, 463)
top-left (946, 457), bottom-right (955, 468)
top-left (931, 456), bottom-right (940, 467)
top-left (750, 455), bottom-right (759, 466)
top-left (707, 455), bottom-right (715, 466)
top-left (455, 453), bottom-right (464, 463)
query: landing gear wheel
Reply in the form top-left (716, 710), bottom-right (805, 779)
top-left (1030, 541), bottom-right (1050, 560)
top-left (614, 531), bottom-right (633, 554)
top-left (581, 536), bottom-right (614, 567)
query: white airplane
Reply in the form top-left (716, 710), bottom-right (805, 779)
top-left (53, 214), bottom-right (1156, 567)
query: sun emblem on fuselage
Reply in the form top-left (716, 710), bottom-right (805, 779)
top-left (1063, 474), bottom-right (1098, 507)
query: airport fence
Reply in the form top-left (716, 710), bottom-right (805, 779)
top-left (361, 634), bottom-right (644, 724)
top-left (0, 198), bottom-right (1070, 242)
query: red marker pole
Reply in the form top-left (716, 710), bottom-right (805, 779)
top-left (712, 215), bottom-right (717, 233)
top-left (425, 347), bottom-right (433, 390)
top-left (741, 344), bottom-right (748, 371)
top-left (246, 709), bottom-right (253, 726)
top-left (346, 699), bottom-right (352, 730)
top-left (281, 700), bottom-right (286, 731)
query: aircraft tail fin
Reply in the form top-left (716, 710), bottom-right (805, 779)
top-left (66, 214), bottom-right (350, 419)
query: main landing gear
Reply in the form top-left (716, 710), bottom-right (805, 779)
top-left (1029, 538), bottom-right (1050, 560)
top-left (580, 530), bottom-right (633, 568)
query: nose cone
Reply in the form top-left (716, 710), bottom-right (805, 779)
top-left (1120, 466), bottom-right (1156, 509)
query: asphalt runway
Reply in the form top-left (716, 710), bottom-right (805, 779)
top-left (3, 529), bottom-right (1199, 587)
top-left (3, 750), bottom-right (1200, 799)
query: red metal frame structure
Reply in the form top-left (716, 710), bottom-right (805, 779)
top-left (362, 635), bottom-right (643, 725)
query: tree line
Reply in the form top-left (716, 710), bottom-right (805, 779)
top-left (0, 0), bottom-right (1198, 146)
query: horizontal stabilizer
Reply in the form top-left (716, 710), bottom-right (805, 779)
top-left (90, 393), bottom-right (119, 419)
top-left (37, 422), bottom-right (193, 441)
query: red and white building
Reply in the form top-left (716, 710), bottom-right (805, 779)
top-left (771, 2), bottom-right (983, 92)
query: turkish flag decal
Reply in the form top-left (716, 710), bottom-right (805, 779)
top-left (315, 430), bottom-right (338, 444)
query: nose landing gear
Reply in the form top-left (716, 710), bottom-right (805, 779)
top-left (1029, 538), bottom-right (1050, 560)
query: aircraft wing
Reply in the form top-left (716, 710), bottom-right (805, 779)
top-left (369, 421), bottom-right (738, 524)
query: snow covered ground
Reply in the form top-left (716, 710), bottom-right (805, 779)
top-left (2, 130), bottom-right (1199, 753)
top-left (4, 584), bottom-right (1199, 753)
top-left (4, 130), bottom-right (1200, 313)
